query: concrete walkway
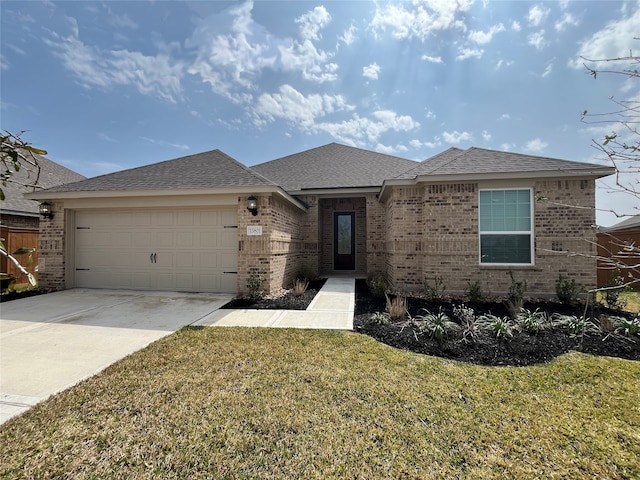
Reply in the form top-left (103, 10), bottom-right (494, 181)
top-left (194, 277), bottom-right (355, 330)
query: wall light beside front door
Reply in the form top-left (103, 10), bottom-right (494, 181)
top-left (247, 195), bottom-right (258, 216)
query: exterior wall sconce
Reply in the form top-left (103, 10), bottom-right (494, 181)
top-left (247, 195), bottom-right (258, 216)
top-left (39, 201), bottom-right (54, 219)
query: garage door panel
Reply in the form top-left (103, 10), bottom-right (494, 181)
top-left (176, 232), bottom-right (194, 247)
top-left (199, 252), bottom-right (218, 268)
top-left (75, 208), bottom-right (237, 293)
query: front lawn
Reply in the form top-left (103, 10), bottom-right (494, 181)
top-left (1, 328), bottom-right (638, 479)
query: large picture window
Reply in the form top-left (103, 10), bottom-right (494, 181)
top-left (479, 189), bottom-right (533, 265)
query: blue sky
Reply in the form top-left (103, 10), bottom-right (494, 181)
top-left (1, 0), bottom-right (638, 226)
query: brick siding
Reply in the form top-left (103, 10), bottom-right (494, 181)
top-left (37, 200), bottom-right (66, 291)
top-left (383, 178), bottom-right (598, 296)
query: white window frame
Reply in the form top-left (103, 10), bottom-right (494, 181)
top-left (478, 188), bottom-right (534, 266)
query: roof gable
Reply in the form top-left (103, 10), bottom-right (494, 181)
top-left (40, 150), bottom-right (275, 194)
top-left (252, 143), bottom-right (418, 191)
top-left (0, 153), bottom-right (86, 216)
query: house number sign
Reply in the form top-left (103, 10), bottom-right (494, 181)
top-left (247, 226), bottom-right (262, 236)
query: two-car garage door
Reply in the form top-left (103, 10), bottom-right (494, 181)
top-left (74, 207), bottom-right (238, 293)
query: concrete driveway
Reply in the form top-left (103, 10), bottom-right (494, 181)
top-left (0, 289), bottom-right (233, 424)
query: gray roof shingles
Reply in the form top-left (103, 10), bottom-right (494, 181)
top-left (252, 143), bottom-right (419, 191)
top-left (41, 150), bottom-right (276, 194)
top-left (401, 147), bottom-right (611, 178)
top-left (1, 153), bottom-right (86, 215)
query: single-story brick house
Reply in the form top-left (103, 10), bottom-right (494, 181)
top-left (597, 215), bottom-right (640, 290)
top-left (1, 153), bottom-right (85, 285)
top-left (26, 143), bottom-right (614, 296)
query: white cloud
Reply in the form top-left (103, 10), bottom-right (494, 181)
top-left (376, 143), bottom-right (408, 155)
top-left (555, 12), bottom-right (579, 32)
top-left (498, 113), bottom-right (511, 120)
top-left (443, 130), bottom-right (472, 144)
top-left (362, 62), bottom-right (381, 80)
top-left (140, 136), bottom-right (189, 150)
top-left (421, 54), bottom-right (443, 64)
top-left (295, 5), bottom-right (331, 41)
top-left (253, 84), bottom-right (352, 128)
top-left (468, 23), bottom-right (505, 45)
top-left (98, 132), bottom-right (116, 143)
top-left (511, 20), bottom-right (521, 32)
top-left (425, 110), bottom-right (436, 119)
top-left (45, 25), bottom-right (184, 103)
top-left (528, 4), bottom-right (550, 27)
top-left (370, 0), bottom-right (473, 41)
top-left (541, 63), bottom-right (553, 78)
top-left (457, 47), bottom-right (483, 60)
top-left (525, 138), bottom-right (548, 152)
top-left (410, 138), bottom-right (441, 149)
top-left (528, 30), bottom-right (546, 50)
top-left (0, 53), bottom-right (9, 71)
top-left (570, 5), bottom-right (640, 69)
top-left (279, 40), bottom-right (338, 83)
top-left (314, 110), bottom-right (420, 145)
top-left (186, 2), bottom-right (277, 102)
top-left (495, 59), bottom-right (514, 70)
top-left (338, 24), bottom-right (357, 46)
top-left (482, 130), bottom-right (491, 141)
top-left (500, 143), bottom-right (514, 151)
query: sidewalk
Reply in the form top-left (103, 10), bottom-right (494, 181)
top-left (194, 277), bottom-right (355, 330)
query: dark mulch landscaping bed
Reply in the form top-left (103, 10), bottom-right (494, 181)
top-left (353, 279), bottom-right (640, 366)
top-left (0, 288), bottom-right (50, 302)
top-left (221, 278), bottom-right (327, 310)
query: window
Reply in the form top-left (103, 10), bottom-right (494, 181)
top-left (479, 189), bottom-right (533, 265)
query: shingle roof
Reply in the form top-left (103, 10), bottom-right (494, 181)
top-left (252, 143), bottom-right (418, 191)
top-left (603, 215), bottom-right (640, 232)
top-left (1, 153), bottom-right (86, 216)
top-left (402, 147), bottom-right (611, 178)
top-left (41, 150), bottom-right (276, 193)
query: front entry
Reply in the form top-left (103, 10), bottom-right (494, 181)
top-left (334, 212), bottom-right (356, 270)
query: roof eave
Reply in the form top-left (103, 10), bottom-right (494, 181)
top-left (379, 167), bottom-right (616, 202)
top-left (285, 186), bottom-right (381, 196)
top-left (24, 185), bottom-right (308, 212)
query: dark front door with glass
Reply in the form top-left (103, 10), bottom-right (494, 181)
top-left (334, 212), bottom-right (355, 270)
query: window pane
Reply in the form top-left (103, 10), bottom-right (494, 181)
top-left (480, 189), bottom-right (531, 232)
top-left (337, 215), bottom-right (352, 255)
top-left (480, 234), bottom-right (531, 263)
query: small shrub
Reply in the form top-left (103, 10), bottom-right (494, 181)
top-left (481, 314), bottom-right (514, 340)
top-left (555, 274), bottom-right (583, 306)
top-left (293, 278), bottom-right (309, 297)
top-left (368, 274), bottom-right (387, 299)
top-left (466, 280), bottom-right (484, 303)
top-left (385, 293), bottom-right (407, 321)
top-left (247, 273), bottom-right (265, 302)
top-left (600, 272), bottom-right (629, 310)
top-left (295, 268), bottom-right (315, 283)
top-left (516, 308), bottom-right (550, 334)
top-left (615, 315), bottom-right (640, 337)
top-left (369, 312), bottom-right (391, 326)
top-left (553, 314), bottom-right (600, 338)
top-left (415, 310), bottom-right (459, 342)
top-left (506, 272), bottom-right (526, 319)
top-left (454, 305), bottom-right (480, 344)
top-left (423, 276), bottom-right (446, 301)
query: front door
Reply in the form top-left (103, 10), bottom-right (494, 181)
top-left (334, 212), bottom-right (355, 270)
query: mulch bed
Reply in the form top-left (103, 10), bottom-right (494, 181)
top-left (352, 279), bottom-right (640, 366)
top-left (221, 279), bottom-right (327, 310)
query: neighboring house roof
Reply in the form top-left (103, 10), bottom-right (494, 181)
top-left (41, 150), bottom-right (276, 193)
top-left (401, 147), bottom-right (614, 178)
top-left (601, 215), bottom-right (640, 232)
top-left (252, 143), bottom-right (418, 191)
top-left (0, 153), bottom-right (86, 217)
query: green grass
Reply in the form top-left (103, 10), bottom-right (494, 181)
top-left (1, 327), bottom-right (639, 479)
